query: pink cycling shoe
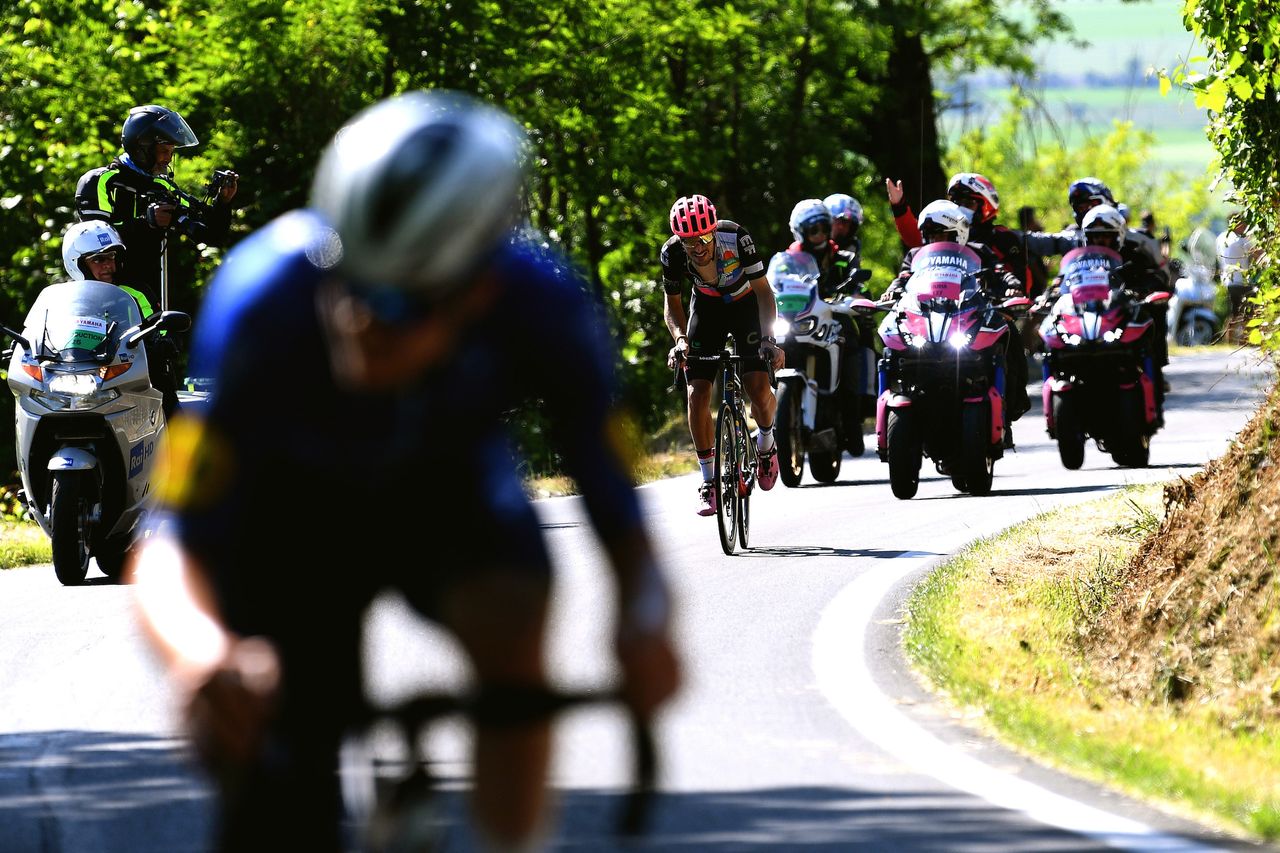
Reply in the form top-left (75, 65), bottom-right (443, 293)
top-left (757, 446), bottom-right (779, 491)
top-left (697, 481), bottom-right (717, 516)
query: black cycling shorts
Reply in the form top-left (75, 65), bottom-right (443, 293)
top-left (685, 290), bottom-right (768, 382)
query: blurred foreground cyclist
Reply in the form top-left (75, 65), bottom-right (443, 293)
top-left (130, 90), bottom-right (681, 853)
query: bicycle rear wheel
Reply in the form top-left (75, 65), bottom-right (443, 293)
top-left (715, 404), bottom-right (738, 555)
top-left (736, 409), bottom-right (755, 550)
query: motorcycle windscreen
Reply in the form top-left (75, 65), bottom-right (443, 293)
top-left (767, 250), bottom-right (819, 317)
top-left (906, 242), bottom-right (982, 301)
top-left (1058, 246), bottom-right (1123, 308)
top-left (24, 280), bottom-right (143, 361)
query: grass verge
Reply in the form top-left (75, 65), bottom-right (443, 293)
top-left (904, 483), bottom-right (1280, 842)
top-left (0, 520), bottom-right (50, 569)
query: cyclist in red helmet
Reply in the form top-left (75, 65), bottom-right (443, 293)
top-left (661, 194), bottom-right (784, 515)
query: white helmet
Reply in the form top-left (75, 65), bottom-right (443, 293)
top-left (1081, 204), bottom-right (1127, 249)
top-left (917, 199), bottom-right (972, 245)
top-left (309, 89), bottom-right (528, 299)
top-left (788, 198), bottom-right (832, 242)
top-left (822, 193), bottom-right (864, 226)
top-left (62, 220), bottom-right (126, 280)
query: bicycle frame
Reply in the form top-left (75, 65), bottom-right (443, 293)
top-left (681, 335), bottom-right (760, 555)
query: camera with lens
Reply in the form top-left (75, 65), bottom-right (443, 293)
top-left (206, 169), bottom-right (236, 197)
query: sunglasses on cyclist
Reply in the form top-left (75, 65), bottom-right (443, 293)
top-left (680, 232), bottom-right (716, 250)
top-left (342, 281), bottom-right (437, 326)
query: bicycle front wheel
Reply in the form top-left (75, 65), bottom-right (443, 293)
top-left (715, 404), bottom-right (739, 555)
top-left (736, 409), bottom-right (755, 550)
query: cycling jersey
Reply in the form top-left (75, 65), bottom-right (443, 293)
top-left (660, 219), bottom-right (764, 302)
top-left (166, 209), bottom-right (644, 625)
top-left (75, 158), bottom-right (232, 294)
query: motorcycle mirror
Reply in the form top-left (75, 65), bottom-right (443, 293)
top-left (155, 310), bottom-right (193, 334)
top-left (1144, 291), bottom-right (1172, 306)
top-left (1, 324), bottom-right (30, 353)
top-left (851, 269), bottom-right (873, 284)
top-left (847, 297), bottom-right (880, 315)
top-left (1000, 296), bottom-right (1033, 316)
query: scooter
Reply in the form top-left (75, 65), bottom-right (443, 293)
top-left (1166, 257), bottom-right (1221, 347)
top-left (767, 250), bottom-right (875, 486)
top-left (874, 242), bottom-right (1030, 499)
top-left (1039, 246), bottom-right (1169, 469)
top-left (3, 279), bottom-right (190, 584)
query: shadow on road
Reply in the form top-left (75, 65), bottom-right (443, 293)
top-left (0, 734), bottom-right (1259, 853)
top-left (737, 545), bottom-right (938, 560)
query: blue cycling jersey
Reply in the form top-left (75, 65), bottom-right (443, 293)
top-left (165, 209), bottom-right (642, 616)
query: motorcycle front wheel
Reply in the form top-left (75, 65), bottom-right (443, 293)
top-left (775, 380), bottom-right (805, 488)
top-left (960, 402), bottom-right (995, 496)
top-left (1176, 317), bottom-right (1217, 347)
top-left (886, 408), bottom-right (921, 500)
top-left (51, 470), bottom-right (94, 586)
top-left (1052, 393), bottom-right (1086, 470)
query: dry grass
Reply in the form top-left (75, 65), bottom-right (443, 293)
top-left (906, 381), bottom-right (1280, 841)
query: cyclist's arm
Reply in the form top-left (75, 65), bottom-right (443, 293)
top-left (131, 529), bottom-right (280, 768)
top-left (749, 273), bottom-right (776, 332)
top-left (663, 290), bottom-right (689, 344)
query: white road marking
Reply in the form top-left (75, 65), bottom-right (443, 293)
top-left (812, 556), bottom-right (1232, 852)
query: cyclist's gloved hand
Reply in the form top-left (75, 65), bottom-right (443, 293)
top-left (615, 560), bottom-right (681, 719)
top-left (184, 636), bottom-right (281, 777)
top-left (666, 336), bottom-right (689, 370)
top-left (760, 338), bottom-right (784, 371)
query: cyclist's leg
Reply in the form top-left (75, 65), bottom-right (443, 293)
top-left (687, 295), bottom-right (725, 508)
top-left (403, 470), bottom-right (555, 849)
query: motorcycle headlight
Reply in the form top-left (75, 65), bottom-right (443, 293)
top-left (33, 371), bottom-right (121, 411)
top-left (773, 318), bottom-right (791, 338)
top-left (791, 317), bottom-right (819, 336)
top-left (948, 331), bottom-right (973, 350)
top-left (1102, 327), bottom-right (1124, 343)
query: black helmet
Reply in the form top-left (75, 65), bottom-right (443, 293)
top-left (121, 105), bottom-right (199, 171)
top-left (1067, 177), bottom-right (1114, 224)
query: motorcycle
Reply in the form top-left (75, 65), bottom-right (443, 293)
top-left (1038, 246), bottom-right (1169, 470)
top-left (3, 279), bottom-right (190, 584)
top-left (873, 242), bottom-right (1030, 500)
top-left (1166, 256), bottom-right (1221, 347)
top-left (767, 250), bottom-right (875, 486)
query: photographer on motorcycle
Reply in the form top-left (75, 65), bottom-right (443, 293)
top-left (788, 198), bottom-right (876, 449)
top-left (75, 104), bottom-right (238, 298)
top-left (885, 200), bottom-right (1032, 429)
top-left (1075, 204), bottom-right (1170, 406)
top-left (662, 194), bottom-right (783, 515)
top-left (60, 220), bottom-right (181, 418)
top-left (129, 90), bottom-right (681, 853)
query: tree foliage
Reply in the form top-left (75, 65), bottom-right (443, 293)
top-left (1165, 0), bottom-right (1280, 348)
top-left (0, 0), bottom-right (1197, 476)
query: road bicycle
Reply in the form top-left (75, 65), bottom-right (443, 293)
top-left (676, 335), bottom-right (761, 555)
top-left (343, 684), bottom-right (657, 852)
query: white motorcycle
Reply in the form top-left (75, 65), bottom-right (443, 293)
top-left (3, 280), bottom-right (190, 584)
top-left (768, 250), bottom-right (875, 486)
top-left (1166, 227), bottom-right (1223, 347)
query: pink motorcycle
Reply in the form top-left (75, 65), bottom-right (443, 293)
top-left (872, 242), bottom-right (1029, 499)
top-left (1038, 246), bottom-right (1170, 469)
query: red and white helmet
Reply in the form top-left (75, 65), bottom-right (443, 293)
top-left (918, 199), bottom-right (973, 245)
top-left (669, 195), bottom-right (718, 237)
top-left (946, 172), bottom-right (1000, 224)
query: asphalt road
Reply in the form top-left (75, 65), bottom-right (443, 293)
top-left (0, 348), bottom-right (1274, 852)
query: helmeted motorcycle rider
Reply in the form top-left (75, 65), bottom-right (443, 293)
top-left (60, 219), bottom-right (181, 417)
top-left (1073, 204), bottom-right (1170, 406)
top-left (822, 192), bottom-right (865, 265)
top-left (1065, 177), bottom-right (1169, 285)
top-left (787, 198), bottom-right (875, 454)
top-left (885, 200), bottom-right (1033, 427)
top-left (662, 194), bottom-right (783, 514)
top-left (75, 104), bottom-right (238, 298)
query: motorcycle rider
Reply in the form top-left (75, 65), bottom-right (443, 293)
top-left (787, 198), bottom-right (875, 453)
top-left (75, 104), bottom-right (239, 298)
top-left (129, 90), bottom-right (681, 853)
top-left (823, 192), bottom-right (865, 265)
top-left (1065, 177), bottom-right (1169, 284)
top-left (885, 199), bottom-right (1033, 426)
top-left (60, 219), bottom-right (181, 417)
top-left (1076, 203), bottom-right (1170, 406)
top-left (663, 194), bottom-right (783, 515)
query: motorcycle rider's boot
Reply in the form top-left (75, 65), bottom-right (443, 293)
top-left (697, 480), bottom-right (717, 517)
top-left (1003, 421), bottom-right (1015, 450)
top-left (845, 425), bottom-right (865, 457)
top-left (757, 446), bottom-right (780, 491)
